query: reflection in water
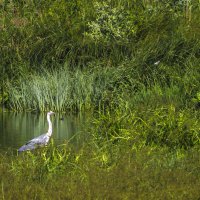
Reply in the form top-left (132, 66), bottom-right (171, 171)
top-left (0, 112), bottom-right (87, 150)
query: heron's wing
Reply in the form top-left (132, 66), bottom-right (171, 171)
top-left (26, 133), bottom-right (47, 145)
top-left (18, 141), bottom-right (37, 152)
top-left (18, 134), bottom-right (49, 152)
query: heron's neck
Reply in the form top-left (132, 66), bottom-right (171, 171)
top-left (47, 114), bottom-right (52, 137)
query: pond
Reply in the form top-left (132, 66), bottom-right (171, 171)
top-left (0, 111), bottom-right (88, 150)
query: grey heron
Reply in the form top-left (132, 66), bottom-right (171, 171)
top-left (18, 111), bottom-right (55, 152)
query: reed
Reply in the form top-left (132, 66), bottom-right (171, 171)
top-left (6, 66), bottom-right (127, 111)
top-left (5, 57), bottom-right (200, 112)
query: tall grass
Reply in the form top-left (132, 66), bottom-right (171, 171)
top-left (6, 65), bottom-right (131, 111)
top-left (5, 56), bottom-right (200, 112)
top-left (0, 0), bottom-right (199, 77)
top-left (6, 67), bottom-right (90, 111)
top-left (1, 1), bottom-right (200, 198)
top-left (2, 0), bottom-right (199, 111)
top-left (1, 138), bottom-right (200, 198)
top-left (1, 0), bottom-right (200, 112)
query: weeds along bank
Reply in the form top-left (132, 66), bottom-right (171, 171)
top-left (1, 126), bottom-right (200, 199)
top-left (4, 58), bottom-right (200, 112)
top-left (1, 1), bottom-right (200, 198)
top-left (1, 0), bottom-right (200, 159)
top-left (0, 0), bottom-right (200, 159)
top-left (0, 0), bottom-right (200, 82)
top-left (1, 95), bottom-right (200, 198)
top-left (1, 83), bottom-right (200, 198)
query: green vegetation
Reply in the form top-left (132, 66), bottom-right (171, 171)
top-left (1, 0), bottom-right (200, 199)
top-left (1, 0), bottom-right (200, 111)
top-left (1, 144), bottom-right (200, 199)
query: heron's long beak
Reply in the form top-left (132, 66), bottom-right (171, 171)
top-left (49, 111), bottom-right (55, 115)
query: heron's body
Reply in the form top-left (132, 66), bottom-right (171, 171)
top-left (18, 111), bottom-right (55, 152)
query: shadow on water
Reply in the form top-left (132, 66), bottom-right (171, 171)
top-left (0, 111), bottom-right (89, 150)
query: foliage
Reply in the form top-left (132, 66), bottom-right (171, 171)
top-left (90, 104), bottom-right (200, 149)
top-left (1, 141), bottom-right (200, 199)
top-left (0, 0), bottom-right (200, 198)
top-left (5, 65), bottom-right (130, 111)
top-left (85, 1), bottom-right (138, 44)
top-left (0, 0), bottom-right (199, 75)
top-left (5, 57), bottom-right (200, 112)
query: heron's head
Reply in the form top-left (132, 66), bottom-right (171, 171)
top-left (48, 111), bottom-right (55, 115)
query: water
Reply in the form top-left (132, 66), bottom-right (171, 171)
top-left (0, 112), bottom-right (87, 150)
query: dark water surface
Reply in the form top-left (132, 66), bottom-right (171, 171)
top-left (0, 111), bottom-right (87, 150)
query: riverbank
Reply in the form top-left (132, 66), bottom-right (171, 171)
top-left (1, 1), bottom-right (200, 199)
top-left (0, 102), bottom-right (200, 198)
top-left (1, 1), bottom-right (200, 110)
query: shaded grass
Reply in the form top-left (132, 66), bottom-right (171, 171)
top-left (5, 57), bottom-right (200, 112)
top-left (5, 64), bottom-right (135, 111)
top-left (1, 0), bottom-right (200, 112)
top-left (0, 0), bottom-right (199, 78)
top-left (90, 104), bottom-right (200, 150)
top-left (1, 142), bottom-right (200, 199)
top-left (1, 1), bottom-right (200, 198)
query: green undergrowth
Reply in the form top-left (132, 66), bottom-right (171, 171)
top-left (91, 106), bottom-right (200, 149)
top-left (1, 0), bottom-right (200, 198)
top-left (1, 101), bottom-right (200, 198)
top-left (1, 0), bottom-right (200, 79)
top-left (1, 0), bottom-right (200, 111)
top-left (4, 56), bottom-right (200, 112)
top-left (5, 65), bottom-right (128, 111)
top-left (1, 141), bottom-right (200, 199)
